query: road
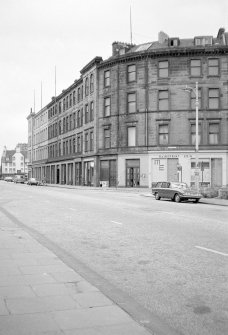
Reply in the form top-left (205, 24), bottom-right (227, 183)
top-left (0, 181), bottom-right (227, 335)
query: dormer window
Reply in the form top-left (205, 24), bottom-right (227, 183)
top-left (169, 38), bottom-right (179, 47)
top-left (195, 36), bottom-right (213, 46)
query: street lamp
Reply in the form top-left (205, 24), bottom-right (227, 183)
top-left (184, 82), bottom-right (199, 192)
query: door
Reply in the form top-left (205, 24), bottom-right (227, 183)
top-left (167, 158), bottom-right (178, 181)
top-left (126, 159), bottom-right (140, 187)
top-left (211, 158), bottom-right (222, 187)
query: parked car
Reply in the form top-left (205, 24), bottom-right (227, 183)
top-left (4, 176), bottom-right (13, 182)
top-left (152, 181), bottom-right (201, 203)
top-left (27, 178), bottom-right (39, 186)
top-left (14, 176), bottom-right (25, 184)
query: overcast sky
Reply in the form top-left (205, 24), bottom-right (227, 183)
top-left (0, 0), bottom-right (227, 152)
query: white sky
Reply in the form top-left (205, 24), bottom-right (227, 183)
top-left (0, 0), bottom-right (227, 152)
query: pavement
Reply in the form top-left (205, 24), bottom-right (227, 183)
top-left (45, 183), bottom-right (228, 207)
top-left (0, 211), bottom-right (152, 335)
top-left (1, 184), bottom-right (227, 335)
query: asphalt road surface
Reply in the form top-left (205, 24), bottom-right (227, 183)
top-left (0, 181), bottom-right (227, 335)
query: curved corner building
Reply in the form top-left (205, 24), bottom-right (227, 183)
top-left (27, 28), bottom-right (228, 188)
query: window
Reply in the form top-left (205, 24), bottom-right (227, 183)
top-left (73, 91), bottom-right (76, 105)
top-left (69, 115), bottom-right (72, 130)
top-left (104, 70), bottom-right (110, 87)
top-left (85, 78), bottom-right (89, 96)
top-left (90, 101), bottom-right (94, 121)
top-left (77, 110), bottom-right (81, 127)
top-left (195, 36), bottom-right (212, 46)
top-left (209, 123), bottom-right (219, 144)
top-left (85, 133), bottom-right (89, 152)
top-left (191, 124), bottom-right (201, 145)
top-left (127, 127), bottom-right (136, 146)
top-left (104, 128), bottom-right (110, 149)
top-left (127, 93), bottom-right (136, 113)
top-left (191, 88), bottom-right (202, 110)
top-left (69, 94), bottom-right (72, 107)
top-left (127, 64), bottom-right (136, 82)
top-left (159, 124), bottom-right (169, 145)
top-left (158, 90), bottom-right (169, 110)
top-left (90, 132), bottom-right (94, 151)
top-left (190, 59), bottom-right (201, 77)
top-left (208, 59), bottom-right (219, 76)
top-left (66, 96), bottom-right (69, 109)
top-left (59, 101), bottom-right (62, 113)
top-left (73, 113), bottom-right (76, 129)
top-left (77, 87), bottom-right (81, 102)
top-left (63, 98), bottom-right (66, 111)
top-left (158, 61), bottom-right (168, 78)
top-left (85, 104), bottom-right (89, 123)
top-left (73, 138), bottom-right (76, 153)
top-left (104, 97), bottom-right (111, 117)
top-left (90, 74), bottom-right (94, 93)
top-left (209, 88), bottom-right (219, 109)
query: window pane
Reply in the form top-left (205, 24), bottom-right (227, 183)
top-left (159, 61), bottom-right (168, 78)
top-left (104, 97), bottom-right (110, 117)
top-left (128, 65), bottom-right (136, 82)
top-left (128, 127), bottom-right (136, 146)
top-left (128, 93), bottom-right (136, 113)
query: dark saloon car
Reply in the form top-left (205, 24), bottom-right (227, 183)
top-left (152, 181), bottom-right (201, 203)
top-left (27, 178), bottom-right (39, 186)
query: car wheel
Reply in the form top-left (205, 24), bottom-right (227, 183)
top-left (194, 199), bottom-right (199, 203)
top-left (155, 193), bottom-right (160, 200)
top-left (174, 194), bottom-right (181, 203)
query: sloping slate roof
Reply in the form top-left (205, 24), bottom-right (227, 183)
top-left (2, 150), bottom-right (15, 163)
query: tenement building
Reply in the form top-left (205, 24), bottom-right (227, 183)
top-left (1, 144), bottom-right (28, 178)
top-left (27, 28), bottom-right (228, 188)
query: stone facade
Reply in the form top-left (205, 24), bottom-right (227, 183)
top-left (27, 28), bottom-right (228, 188)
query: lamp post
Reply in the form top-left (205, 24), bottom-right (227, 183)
top-left (184, 82), bottom-right (199, 192)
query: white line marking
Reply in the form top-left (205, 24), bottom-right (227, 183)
top-left (195, 246), bottom-right (228, 257)
top-left (111, 221), bottom-right (123, 225)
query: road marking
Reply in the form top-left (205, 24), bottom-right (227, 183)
top-left (111, 221), bottom-right (123, 225)
top-left (195, 246), bottom-right (228, 257)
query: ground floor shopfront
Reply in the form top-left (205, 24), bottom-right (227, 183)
top-left (30, 150), bottom-right (228, 188)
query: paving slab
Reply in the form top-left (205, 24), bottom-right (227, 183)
top-left (64, 322), bottom-right (152, 335)
top-left (0, 313), bottom-right (60, 335)
top-left (51, 305), bottom-right (134, 330)
top-left (73, 291), bottom-right (113, 308)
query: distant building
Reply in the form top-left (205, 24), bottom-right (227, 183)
top-left (1, 144), bottom-right (28, 178)
top-left (27, 28), bottom-right (228, 188)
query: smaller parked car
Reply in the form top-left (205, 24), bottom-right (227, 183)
top-left (27, 178), bottom-right (39, 186)
top-left (14, 176), bottom-right (25, 184)
top-left (4, 176), bottom-right (13, 182)
top-left (152, 181), bottom-right (201, 203)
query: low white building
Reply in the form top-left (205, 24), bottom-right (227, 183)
top-left (1, 144), bottom-right (28, 178)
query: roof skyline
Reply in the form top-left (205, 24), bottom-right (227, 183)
top-left (0, 0), bottom-right (227, 152)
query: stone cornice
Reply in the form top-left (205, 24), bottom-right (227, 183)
top-left (98, 46), bottom-right (228, 69)
top-left (80, 56), bottom-right (103, 75)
